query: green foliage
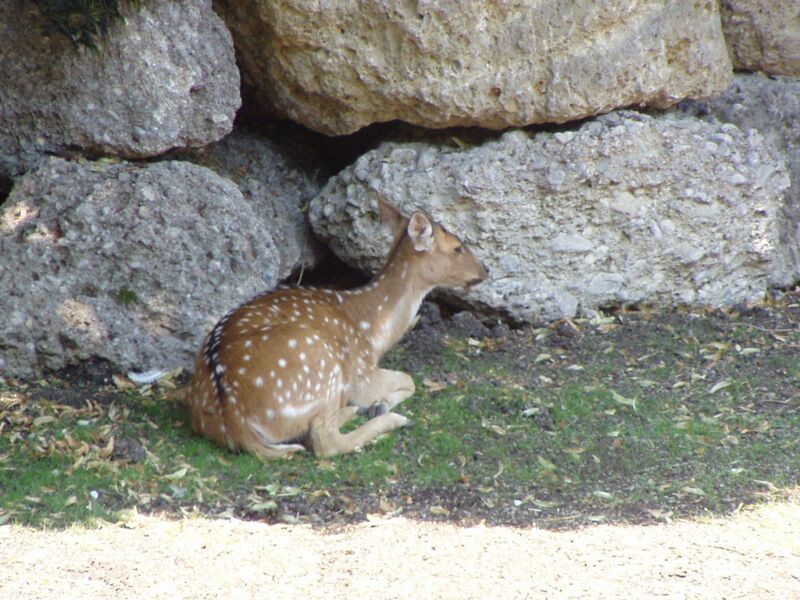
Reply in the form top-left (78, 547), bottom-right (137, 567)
top-left (114, 286), bottom-right (138, 306)
top-left (28, 0), bottom-right (138, 50)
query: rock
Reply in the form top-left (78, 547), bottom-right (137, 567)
top-left (216, 0), bottom-right (731, 135)
top-left (184, 128), bottom-right (326, 277)
top-left (0, 0), bottom-right (240, 177)
top-left (677, 73), bottom-right (800, 287)
top-left (309, 111), bottom-right (790, 323)
top-left (0, 157), bottom-right (280, 378)
top-left (721, 1), bottom-right (800, 76)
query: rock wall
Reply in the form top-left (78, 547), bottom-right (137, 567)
top-left (310, 112), bottom-right (790, 322)
top-left (0, 158), bottom-right (282, 377)
top-left (0, 0), bottom-right (240, 177)
top-left (721, 0), bottom-right (800, 76)
top-left (216, 0), bottom-right (732, 135)
top-left (182, 129), bottom-right (325, 277)
top-left (0, 0), bottom-right (798, 378)
top-left (678, 74), bottom-right (800, 287)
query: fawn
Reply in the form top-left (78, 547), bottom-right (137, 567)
top-left (185, 200), bottom-right (488, 458)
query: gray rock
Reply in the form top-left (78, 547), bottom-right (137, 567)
top-left (678, 73), bottom-right (800, 287)
top-left (0, 0), bottom-right (240, 177)
top-left (310, 111), bottom-right (790, 323)
top-left (184, 128), bottom-right (326, 278)
top-left (0, 157), bottom-right (280, 378)
top-left (721, 1), bottom-right (800, 76)
top-left (216, 0), bottom-right (731, 135)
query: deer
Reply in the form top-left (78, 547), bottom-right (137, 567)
top-left (185, 199), bottom-right (488, 458)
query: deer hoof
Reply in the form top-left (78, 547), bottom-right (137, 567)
top-left (367, 403), bottom-right (388, 419)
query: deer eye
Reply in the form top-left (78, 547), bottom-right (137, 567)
top-left (454, 245), bottom-right (463, 254)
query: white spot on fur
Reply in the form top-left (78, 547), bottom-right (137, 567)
top-left (281, 402), bottom-right (316, 418)
top-left (278, 358), bottom-right (287, 368)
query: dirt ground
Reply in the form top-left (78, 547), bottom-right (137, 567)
top-left (2, 498), bottom-right (799, 599)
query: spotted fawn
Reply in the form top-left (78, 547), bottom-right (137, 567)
top-left (186, 200), bottom-right (488, 458)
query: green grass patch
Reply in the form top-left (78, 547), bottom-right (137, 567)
top-left (2, 300), bottom-right (799, 528)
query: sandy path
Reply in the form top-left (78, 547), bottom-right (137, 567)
top-left (2, 502), bottom-right (798, 599)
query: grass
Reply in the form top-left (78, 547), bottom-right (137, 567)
top-left (1, 298), bottom-right (799, 528)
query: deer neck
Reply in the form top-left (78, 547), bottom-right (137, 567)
top-left (341, 246), bottom-right (431, 358)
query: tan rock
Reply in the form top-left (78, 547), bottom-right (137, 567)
top-left (217, 0), bottom-right (732, 135)
top-left (721, 0), bottom-right (800, 76)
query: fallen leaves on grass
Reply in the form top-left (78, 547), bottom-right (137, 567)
top-left (609, 389), bottom-right (637, 411)
top-left (709, 380), bottom-right (731, 394)
top-left (481, 418), bottom-right (506, 437)
top-left (422, 378), bottom-right (448, 392)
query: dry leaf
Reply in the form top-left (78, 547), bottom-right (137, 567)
top-left (481, 419), bottom-right (506, 436)
top-left (429, 505), bottom-right (450, 516)
top-left (645, 508), bottom-right (673, 522)
top-left (164, 467), bottom-right (188, 480)
top-left (112, 375), bottom-right (135, 390)
top-left (610, 389), bottom-right (637, 411)
top-left (709, 380), bottom-right (731, 394)
top-left (493, 460), bottom-right (505, 479)
top-left (249, 500), bottom-right (278, 513)
top-left (536, 456), bottom-right (557, 472)
top-left (530, 498), bottom-right (559, 509)
top-left (752, 479), bottom-right (779, 492)
top-left (562, 447), bottom-right (586, 455)
top-left (422, 378), bottom-right (447, 392)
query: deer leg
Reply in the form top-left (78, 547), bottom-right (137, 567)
top-left (336, 405), bottom-right (361, 429)
top-left (309, 411), bottom-right (410, 457)
top-left (241, 441), bottom-right (306, 461)
top-left (307, 381), bottom-right (408, 457)
top-left (348, 369), bottom-right (415, 413)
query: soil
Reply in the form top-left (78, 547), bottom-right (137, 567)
top-left (1, 501), bottom-right (798, 598)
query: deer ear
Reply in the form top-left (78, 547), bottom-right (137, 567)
top-left (407, 212), bottom-right (434, 252)
top-left (377, 198), bottom-right (406, 238)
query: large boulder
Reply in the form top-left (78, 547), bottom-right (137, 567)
top-left (0, 0), bottom-right (240, 177)
top-left (0, 158), bottom-right (280, 378)
top-left (216, 0), bottom-right (732, 136)
top-left (184, 128), bottom-right (326, 276)
top-left (309, 111), bottom-right (791, 323)
top-left (721, 1), bottom-right (800, 76)
top-left (678, 74), bottom-right (800, 287)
